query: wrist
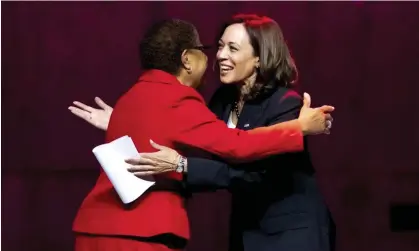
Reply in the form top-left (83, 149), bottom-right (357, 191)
top-left (175, 155), bottom-right (187, 173)
top-left (183, 157), bottom-right (188, 173)
top-left (297, 118), bottom-right (308, 136)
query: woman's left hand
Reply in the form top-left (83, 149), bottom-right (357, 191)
top-left (126, 140), bottom-right (181, 176)
top-left (68, 97), bottom-right (113, 131)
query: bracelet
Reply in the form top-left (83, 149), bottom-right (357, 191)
top-left (175, 155), bottom-right (187, 173)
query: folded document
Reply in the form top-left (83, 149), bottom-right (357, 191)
top-left (92, 136), bottom-right (155, 204)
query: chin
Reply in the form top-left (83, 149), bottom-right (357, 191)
top-left (219, 75), bottom-right (236, 84)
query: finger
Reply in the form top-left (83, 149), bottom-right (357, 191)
top-left (94, 97), bottom-right (112, 111)
top-left (325, 120), bottom-right (332, 129)
top-left (318, 105), bottom-right (335, 113)
top-left (325, 113), bottom-right (333, 121)
top-left (125, 157), bottom-right (141, 165)
top-left (133, 171), bottom-right (156, 177)
top-left (125, 157), bottom-right (156, 166)
top-left (68, 106), bottom-right (92, 122)
top-left (303, 92), bottom-right (311, 108)
top-left (127, 165), bottom-right (157, 172)
top-left (324, 128), bottom-right (331, 135)
top-left (72, 101), bottom-right (95, 112)
top-left (149, 139), bottom-right (168, 151)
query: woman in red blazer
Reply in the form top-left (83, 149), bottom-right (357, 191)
top-left (69, 19), bottom-right (334, 251)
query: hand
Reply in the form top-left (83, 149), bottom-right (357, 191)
top-left (298, 93), bottom-right (334, 135)
top-left (68, 97), bottom-right (113, 131)
top-left (125, 140), bottom-right (182, 177)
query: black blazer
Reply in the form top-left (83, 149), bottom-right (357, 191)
top-left (185, 84), bottom-right (336, 251)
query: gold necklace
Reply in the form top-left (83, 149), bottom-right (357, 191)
top-left (233, 101), bottom-right (241, 119)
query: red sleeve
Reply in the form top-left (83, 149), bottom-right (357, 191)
top-left (170, 92), bottom-right (304, 163)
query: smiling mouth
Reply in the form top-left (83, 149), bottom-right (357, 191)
top-left (220, 65), bottom-right (234, 74)
top-left (220, 69), bottom-right (232, 74)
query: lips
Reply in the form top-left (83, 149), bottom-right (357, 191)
top-left (219, 63), bottom-right (233, 74)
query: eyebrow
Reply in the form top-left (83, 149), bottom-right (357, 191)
top-left (218, 40), bottom-right (240, 48)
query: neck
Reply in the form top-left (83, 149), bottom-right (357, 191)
top-left (176, 74), bottom-right (195, 88)
top-left (236, 72), bottom-right (257, 101)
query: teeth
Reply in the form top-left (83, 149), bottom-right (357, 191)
top-left (220, 66), bottom-right (233, 71)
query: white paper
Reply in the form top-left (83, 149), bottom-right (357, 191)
top-left (92, 136), bottom-right (155, 204)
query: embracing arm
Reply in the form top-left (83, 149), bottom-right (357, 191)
top-left (68, 92), bottom-right (331, 164)
top-left (184, 92), bottom-right (304, 191)
top-left (170, 91), bottom-right (304, 163)
top-left (125, 91), bottom-right (328, 179)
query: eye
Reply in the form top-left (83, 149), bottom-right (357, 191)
top-left (229, 46), bottom-right (238, 52)
top-left (218, 43), bottom-right (224, 49)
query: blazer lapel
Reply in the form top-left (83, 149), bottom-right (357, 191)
top-left (237, 100), bottom-right (268, 130)
top-left (237, 80), bottom-right (278, 129)
top-left (217, 82), bottom-right (274, 128)
top-left (222, 102), bottom-right (233, 123)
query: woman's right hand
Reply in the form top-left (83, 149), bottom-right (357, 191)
top-left (68, 97), bottom-right (113, 131)
top-left (125, 140), bottom-right (181, 177)
top-left (298, 93), bottom-right (335, 135)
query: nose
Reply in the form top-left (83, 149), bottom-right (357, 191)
top-left (216, 46), bottom-right (228, 61)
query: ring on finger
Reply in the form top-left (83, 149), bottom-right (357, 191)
top-left (326, 120), bottom-right (332, 129)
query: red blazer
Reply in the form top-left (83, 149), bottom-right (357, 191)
top-left (72, 69), bottom-right (303, 239)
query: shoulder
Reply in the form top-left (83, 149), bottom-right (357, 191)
top-left (127, 80), bottom-right (207, 112)
top-left (266, 86), bottom-right (302, 110)
top-left (264, 87), bottom-right (303, 123)
top-left (152, 82), bottom-right (207, 106)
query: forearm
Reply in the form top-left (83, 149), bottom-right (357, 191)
top-left (171, 93), bottom-right (304, 163)
top-left (184, 157), bottom-right (262, 192)
top-left (173, 119), bottom-right (303, 163)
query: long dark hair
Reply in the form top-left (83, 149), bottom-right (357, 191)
top-left (216, 14), bottom-right (298, 100)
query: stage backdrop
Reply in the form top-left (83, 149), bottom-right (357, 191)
top-left (2, 2), bottom-right (419, 251)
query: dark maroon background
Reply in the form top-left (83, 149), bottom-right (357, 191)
top-left (2, 2), bottom-right (419, 251)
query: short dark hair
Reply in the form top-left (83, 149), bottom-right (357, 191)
top-left (217, 14), bottom-right (298, 100)
top-left (139, 19), bottom-right (199, 75)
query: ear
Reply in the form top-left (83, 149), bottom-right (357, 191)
top-left (181, 49), bottom-right (192, 73)
top-left (255, 56), bottom-right (260, 69)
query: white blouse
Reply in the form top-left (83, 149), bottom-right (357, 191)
top-left (227, 112), bottom-right (237, 129)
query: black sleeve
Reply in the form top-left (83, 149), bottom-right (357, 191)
top-left (185, 157), bottom-right (263, 192)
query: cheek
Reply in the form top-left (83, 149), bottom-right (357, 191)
top-left (196, 55), bottom-right (207, 71)
top-left (201, 58), bottom-right (208, 72)
top-left (227, 58), bottom-right (253, 82)
top-left (237, 59), bottom-right (256, 78)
